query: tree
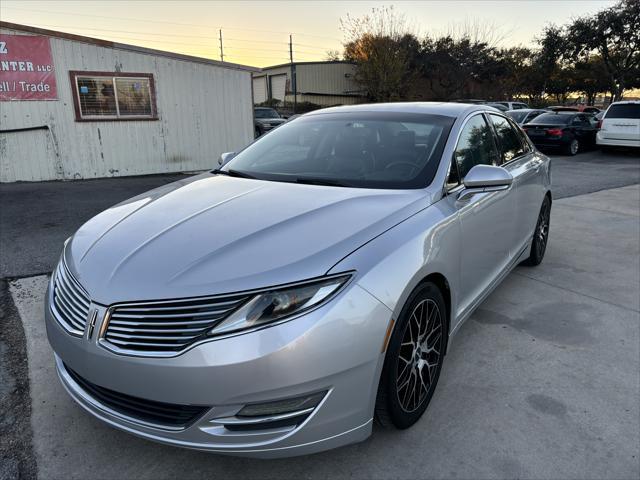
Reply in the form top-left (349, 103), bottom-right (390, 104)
top-left (419, 36), bottom-right (498, 100)
top-left (494, 47), bottom-right (535, 101)
top-left (341, 6), bottom-right (419, 101)
top-left (325, 50), bottom-right (342, 61)
top-left (565, 0), bottom-right (640, 101)
top-left (572, 57), bottom-right (611, 105)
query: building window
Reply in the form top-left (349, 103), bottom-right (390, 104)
top-left (69, 71), bottom-right (157, 121)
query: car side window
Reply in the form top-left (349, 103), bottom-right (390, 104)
top-left (448, 114), bottom-right (499, 187)
top-left (509, 118), bottom-right (532, 152)
top-left (489, 114), bottom-right (525, 163)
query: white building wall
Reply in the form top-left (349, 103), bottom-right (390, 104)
top-left (295, 62), bottom-right (359, 97)
top-left (253, 62), bottom-right (363, 107)
top-left (0, 26), bottom-right (254, 182)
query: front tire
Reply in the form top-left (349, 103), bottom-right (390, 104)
top-left (523, 196), bottom-right (551, 266)
top-left (375, 282), bottom-right (446, 429)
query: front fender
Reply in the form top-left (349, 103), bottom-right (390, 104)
top-left (327, 200), bottom-right (461, 335)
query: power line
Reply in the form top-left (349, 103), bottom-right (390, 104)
top-left (1, 22), bottom-right (217, 40)
top-left (3, 22), bottom-right (330, 62)
top-left (2, 6), bottom-right (343, 41)
top-left (225, 45), bottom-right (290, 53)
top-left (224, 37), bottom-right (290, 46)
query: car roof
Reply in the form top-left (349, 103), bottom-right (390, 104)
top-left (541, 111), bottom-right (578, 115)
top-left (306, 102), bottom-right (496, 118)
top-left (608, 100), bottom-right (640, 105)
top-left (506, 108), bottom-right (544, 113)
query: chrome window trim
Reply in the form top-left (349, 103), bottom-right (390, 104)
top-left (442, 111), bottom-right (499, 195)
top-left (486, 112), bottom-right (532, 165)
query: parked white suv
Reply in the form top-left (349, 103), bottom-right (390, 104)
top-left (596, 101), bottom-right (640, 149)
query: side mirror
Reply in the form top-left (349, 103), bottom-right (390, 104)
top-left (459, 165), bottom-right (512, 200)
top-left (218, 151), bottom-right (236, 167)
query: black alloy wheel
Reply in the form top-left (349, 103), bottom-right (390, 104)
top-left (375, 282), bottom-right (446, 429)
top-left (523, 195), bottom-right (551, 266)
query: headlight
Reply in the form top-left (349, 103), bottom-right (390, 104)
top-left (209, 274), bottom-right (351, 336)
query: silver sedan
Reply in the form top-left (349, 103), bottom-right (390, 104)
top-left (46, 102), bottom-right (551, 458)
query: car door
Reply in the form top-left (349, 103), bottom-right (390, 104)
top-left (443, 113), bottom-right (518, 320)
top-left (569, 114), bottom-right (595, 146)
top-left (488, 113), bottom-right (543, 253)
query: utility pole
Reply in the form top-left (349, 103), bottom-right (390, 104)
top-left (219, 29), bottom-right (224, 62)
top-left (289, 34), bottom-right (297, 114)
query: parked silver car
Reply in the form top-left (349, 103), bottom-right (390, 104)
top-left (46, 103), bottom-right (551, 458)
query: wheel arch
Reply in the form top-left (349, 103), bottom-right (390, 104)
top-left (415, 272), bottom-right (452, 355)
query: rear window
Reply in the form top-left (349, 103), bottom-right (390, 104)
top-left (506, 111), bottom-right (527, 122)
top-left (605, 104), bottom-right (640, 119)
top-left (527, 113), bottom-right (571, 125)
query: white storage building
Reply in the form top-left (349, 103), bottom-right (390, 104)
top-left (0, 22), bottom-right (256, 182)
top-left (252, 61), bottom-right (364, 107)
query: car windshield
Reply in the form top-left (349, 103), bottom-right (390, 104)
top-left (255, 108), bottom-right (280, 119)
top-left (222, 112), bottom-right (455, 189)
top-left (506, 111), bottom-right (528, 122)
top-left (527, 113), bottom-right (571, 125)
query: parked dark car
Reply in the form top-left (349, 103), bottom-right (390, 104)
top-left (485, 102), bottom-right (509, 112)
top-left (254, 107), bottom-right (286, 137)
top-left (523, 112), bottom-right (598, 155)
top-left (506, 108), bottom-right (547, 125)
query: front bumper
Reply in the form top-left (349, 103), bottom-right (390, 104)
top-left (46, 278), bottom-right (392, 458)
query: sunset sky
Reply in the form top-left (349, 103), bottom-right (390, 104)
top-left (1, 0), bottom-right (615, 67)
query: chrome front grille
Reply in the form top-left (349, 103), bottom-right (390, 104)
top-left (101, 294), bottom-right (250, 355)
top-left (52, 260), bottom-right (91, 336)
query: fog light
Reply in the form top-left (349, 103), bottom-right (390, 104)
top-left (237, 391), bottom-right (327, 417)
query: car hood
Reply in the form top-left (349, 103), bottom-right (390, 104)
top-left (256, 117), bottom-right (285, 123)
top-left (66, 173), bottom-right (432, 304)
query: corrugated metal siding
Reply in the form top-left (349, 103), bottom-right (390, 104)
top-left (254, 62), bottom-right (363, 106)
top-left (252, 76), bottom-right (267, 103)
top-left (0, 27), bottom-right (253, 182)
top-left (295, 63), bottom-right (359, 96)
top-left (269, 74), bottom-right (287, 101)
top-left (284, 93), bottom-right (361, 107)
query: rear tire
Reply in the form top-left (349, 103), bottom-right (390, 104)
top-left (375, 282), bottom-right (446, 429)
top-left (564, 138), bottom-right (579, 156)
top-left (523, 196), bottom-right (551, 266)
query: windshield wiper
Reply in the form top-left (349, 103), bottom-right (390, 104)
top-left (294, 177), bottom-right (350, 187)
top-left (212, 169), bottom-right (258, 179)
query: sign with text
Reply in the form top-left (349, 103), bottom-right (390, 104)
top-left (0, 35), bottom-right (57, 101)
